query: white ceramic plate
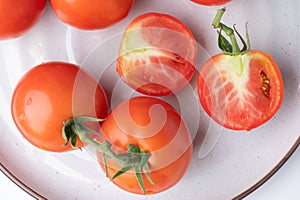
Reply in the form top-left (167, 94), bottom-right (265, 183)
top-left (0, 0), bottom-right (299, 199)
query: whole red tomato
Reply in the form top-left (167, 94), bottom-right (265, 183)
top-left (49, 0), bottom-right (134, 30)
top-left (97, 97), bottom-right (193, 194)
top-left (198, 9), bottom-right (284, 131)
top-left (191, 0), bottom-right (231, 6)
top-left (0, 0), bottom-right (46, 40)
top-left (11, 62), bottom-right (108, 152)
top-left (116, 12), bottom-right (197, 96)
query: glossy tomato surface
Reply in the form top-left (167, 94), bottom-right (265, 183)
top-left (0, 0), bottom-right (46, 40)
top-left (191, 0), bottom-right (231, 6)
top-left (117, 12), bottom-right (197, 96)
top-left (97, 97), bottom-right (193, 194)
top-left (11, 62), bottom-right (108, 152)
top-left (49, 0), bottom-right (134, 30)
top-left (198, 50), bottom-right (284, 131)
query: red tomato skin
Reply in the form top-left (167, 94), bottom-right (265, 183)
top-left (49, 0), bottom-right (134, 30)
top-left (191, 0), bottom-right (231, 6)
top-left (97, 97), bottom-right (193, 194)
top-left (0, 0), bottom-right (46, 40)
top-left (117, 12), bottom-right (197, 96)
top-left (11, 62), bottom-right (108, 152)
top-left (198, 50), bottom-right (284, 130)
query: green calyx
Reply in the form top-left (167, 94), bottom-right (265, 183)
top-left (212, 8), bottom-right (251, 56)
top-left (62, 116), bottom-right (155, 194)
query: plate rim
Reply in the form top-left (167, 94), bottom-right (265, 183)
top-left (0, 136), bottom-right (299, 200)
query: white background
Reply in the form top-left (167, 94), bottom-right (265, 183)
top-left (1, 145), bottom-right (299, 200)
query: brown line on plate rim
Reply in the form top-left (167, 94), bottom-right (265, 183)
top-left (233, 135), bottom-right (300, 200)
top-left (0, 136), bottom-right (299, 200)
top-left (0, 162), bottom-right (46, 200)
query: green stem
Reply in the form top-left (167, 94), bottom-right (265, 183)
top-left (212, 8), bottom-right (250, 55)
top-left (63, 116), bottom-right (154, 194)
top-left (72, 125), bottom-right (127, 165)
top-left (212, 7), bottom-right (225, 28)
top-left (102, 153), bottom-right (108, 177)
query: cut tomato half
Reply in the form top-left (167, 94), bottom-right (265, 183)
top-left (198, 50), bottom-right (284, 130)
top-left (117, 12), bottom-right (197, 96)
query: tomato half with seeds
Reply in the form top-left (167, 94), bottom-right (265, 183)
top-left (117, 12), bottom-right (197, 96)
top-left (0, 0), bottom-right (46, 40)
top-left (49, 0), bottom-right (134, 30)
top-left (198, 50), bottom-right (284, 130)
top-left (197, 9), bottom-right (284, 131)
top-left (11, 62), bottom-right (108, 152)
top-left (191, 0), bottom-right (231, 6)
top-left (97, 96), bottom-right (193, 194)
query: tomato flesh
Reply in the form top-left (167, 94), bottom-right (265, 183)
top-left (191, 0), bottom-right (231, 6)
top-left (198, 50), bottom-right (284, 130)
top-left (50, 0), bottom-right (134, 30)
top-left (0, 0), bottom-right (46, 40)
top-left (97, 97), bottom-right (193, 194)
top-left (11, 62), bottom-right (108, 152)
top-left (117, 12), bottom-right (197, 96)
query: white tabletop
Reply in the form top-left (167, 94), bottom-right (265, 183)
top-left (0, 146), bottom-right (299, 200)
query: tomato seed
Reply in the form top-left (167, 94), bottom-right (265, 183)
top-left (260, 71), bottom-right (270, 97)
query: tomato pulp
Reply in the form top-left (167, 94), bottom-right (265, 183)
top-left (50, 0), bottom-right (134, 30)
top-left (0, 0), bottom-right (46, 40)
top-left (11, 62), bottom-right (108, 152)
top-left (97, 97), bottom-right (193, 194)
top-left (198, 50), bottom-right (284, 130)
top-left (117, 12), bottom-right (197, 96)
